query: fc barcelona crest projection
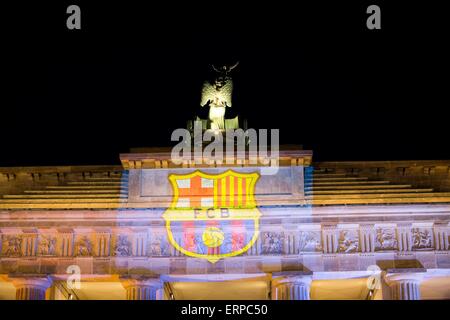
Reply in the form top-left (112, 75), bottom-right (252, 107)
top-left (163, 170), bottom-right (261, 263)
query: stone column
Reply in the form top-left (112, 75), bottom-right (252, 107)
top-left (272, 275), bottom-right (312, 300)
top-left (11, 276), bottom-right (53, 300)
top-left (383, 273), bottom-right (424, 300)
top-left (121, 277), bottom-right (163, 300)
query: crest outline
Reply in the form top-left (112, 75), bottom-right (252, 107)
top-left (163, 170), bottom-right (261, 263)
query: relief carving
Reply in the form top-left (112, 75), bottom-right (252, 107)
top-left (114, 235), bottom-right (131, 257)
top-left (375, 228), bottom-right (398, 251)
top-left (150, 233), bottom-right (170, 256)
top-left (338, 230), bottom-right (359, 253)
top-left (2, 235), bottom-right (22, 257)
top-left (76, 236), bottom-right (93, 256)
top-left (412, 228), bottom-right (433, 250)
top-left (298, 231), bottom-right (322, 252)
top-left (261, 232), bottom-right (284, 254)
top-left (37, 235), bottom-right (57, 256)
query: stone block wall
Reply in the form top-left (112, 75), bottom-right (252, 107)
top-left (314, 160), bottom-right (450, 191)
top-left (0, 166), bottom-right (124, 196)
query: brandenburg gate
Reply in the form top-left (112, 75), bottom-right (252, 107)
top-left (1, 147), bottom-right (450, 300)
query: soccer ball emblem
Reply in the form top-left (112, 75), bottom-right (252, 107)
top-left (202, 226), bottom-right (225, 248)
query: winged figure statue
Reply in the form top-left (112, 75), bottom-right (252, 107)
top-left (200, 62), bottom-right (239, 130)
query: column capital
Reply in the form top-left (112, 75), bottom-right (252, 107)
top-left (120, 276), bottom-right (163, 300)
top-left (383, 272), bottom-right (425, 286)
top-left (382, 271), bottom-right (425, 300)
top-left (120, 276), bottom-right (163, 289)
top-left (10, 275), bottom-right (53, 290)
top-left (9, 275), bottom-right (53, 300)
top-left (272, 274), bottom-right (313, 287)
top-left (271, 272), bottom-right (313, 300)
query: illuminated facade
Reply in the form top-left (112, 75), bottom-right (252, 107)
top-left (1, 148), bottom-right (450, 300)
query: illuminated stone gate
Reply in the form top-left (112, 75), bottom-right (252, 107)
top-left (1, 148), bottom-right (450, 300)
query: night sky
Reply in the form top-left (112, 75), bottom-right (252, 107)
top-left (2, 2), bottom-right (449, 166)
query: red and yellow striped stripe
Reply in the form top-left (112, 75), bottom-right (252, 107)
top-left (215, 176), bottom-right (253, 208)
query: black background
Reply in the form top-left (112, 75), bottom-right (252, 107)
top-left (2, 1), bottom-right (449, 166)
top-left (0, 300), bottom-right (447, 319)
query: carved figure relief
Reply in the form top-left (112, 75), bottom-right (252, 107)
top-left (261, 232), bottom-right (284, 254)
top-left (298, 231), bottom-right (322, 252)
top-left (114, 235), bottom-right (131, 257)
top-left (375, 228), bottom-right (398, 251)
top-left (2, 235), bottom-right (22, 257)
top-left (411, 228), bottom-right (433, 250)
top-left (150, 233), bottom-right (170, 256)
top-left (338, 230), bottom-right (359, 253)
top-left (38, 235), bottom-right (57, 256)
top-left (76, 236), bottom-right (93, 256)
